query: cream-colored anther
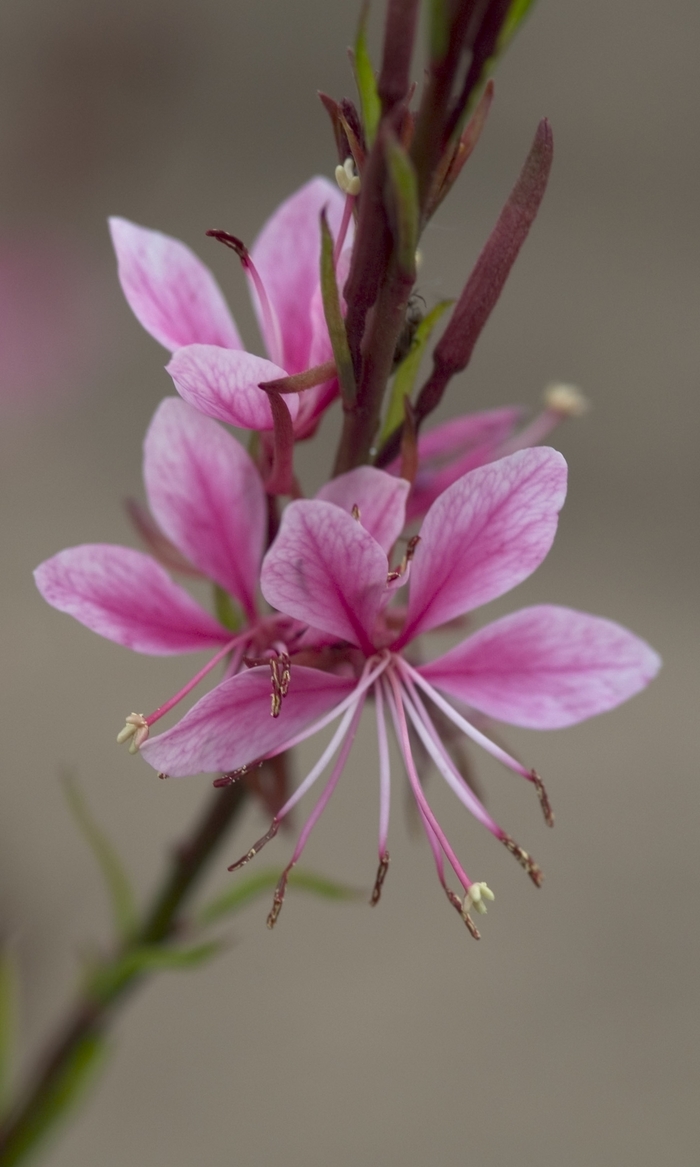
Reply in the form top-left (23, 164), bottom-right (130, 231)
top-left (464, 881), bottom-right (495, 917)
top-left (117, 712), bottom-right (149, 755)
top-left (335, 157), bottom-right (361, 196)
top-left (544, 382), bottom-right (589, 417)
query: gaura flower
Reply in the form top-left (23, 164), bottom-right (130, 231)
top-left (34, 397), bottom-right (302, 754)
top-left (140, 448), bottom-right (660, 936)
top-left (109, 177), bottom-right (351, 439)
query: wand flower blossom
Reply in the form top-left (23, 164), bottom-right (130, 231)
top-left (141, 447), bottom-right (660, 935)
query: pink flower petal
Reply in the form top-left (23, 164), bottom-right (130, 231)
top-left (398, 448), bottom-right (567, 645)
top-left (34, 545), bottom-right (230, 654)
top-left (141, 665), bottom-right (354, 776)
top-left (316, 467), bottom-right (409, 553)
top-left (261, 501), bottom-right (388, 652)
top-left (109, 218), bottom-right (242, 352)
top-left (143, 398), bottom-right (265, 620)
top-left (166, 345), bottom-right (297, 431)
top-left (420, 604), bottom-right (661, 728)
top-left (250, 177), bottom-right (347, 373)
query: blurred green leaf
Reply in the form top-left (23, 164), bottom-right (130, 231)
top-left (88, 942), bottom-right (222, 1003)
top-left (213, 585), bottom-right (242, 633)
top-left (319, 211), bottom-right (357, 407)
top-left (0, 947), bottom-right (18, 1114)
top-left (428, 0), bottom-right (451, 60)
top-left (384, 135), bottom-right (419, 278)
top-left (498, 0), bottom-right (537, 52)
top-left (353, 4), bottom-right (381, 145)
top-left (198, 867), bottom-right (362, 928)
top-left (62, 775), bottom-right (137, 942)
top-left (380, 299), bottom-right (452, 444)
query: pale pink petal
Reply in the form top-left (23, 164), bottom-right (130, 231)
top-left (316, 467), bottom-right (409, 553)
top-left (250, 177), bottom-right (347, 373)
top-left (109, 218), bottom-right (241, 352)
top-left (420, 605), bottom-right (661, 728)
top-left (166, 345), bottom-right (297, 430)
top-left (260, 501), bottom-right (388, 652)
top-left (34, 545), bottom-right (229, 654)
top-left (397, 448), bottom-right (568, 645)
top-left (403, 407), bottom-right (525, 522)
top-left (141, 665), bottom-right (354, 776)
top-left (143, 398), bottom-right (265, 620)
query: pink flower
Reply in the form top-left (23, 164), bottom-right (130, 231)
top-left (109, 177), bottom-right (350, 438)
top-left (140, 448), bottom-right (660, 935)
top-left (34, 397), bottom-right (300, 752)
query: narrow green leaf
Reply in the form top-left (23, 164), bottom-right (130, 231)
top-left (0, 947), bottom-right (18, 1113)
top-left (498, 0), bottom-right (537, 52)
top-left (0, 1033), bottom-right (109, 1165)
top-left (319, 211), bottom-right (357, 407)
top-left (62, 775), bottom-right (137, 941)
top-left (89, 942), bottom-right (221, 1003)
top-left (384, 135), bottom-right (419, 278)
top-left (380, 300), bottom-right (452, 444)
top-left (198, 867), bottom-right (362, 928)
top-left (353, 5), bottom-right (381, 146)
top-left (428, 0), bottom-right (451, 60)
top-left (213, 585), bottom-right (242, 633)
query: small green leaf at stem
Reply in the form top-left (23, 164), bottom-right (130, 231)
top-left (319, 211), bottom-right (357, 407)
top-left (62, 775), bottom-right (137, 942)
top-left (0, 948), bottom-right (18, 1115)
top-left (197, 867), bottom-right (363, 928)
top-left (353, 4), bottom-right (381, 146)
top-left (88, 942), bottom-right (222, 1004)
top-left (383, 134), bottom-right (419, 279)
top-left (379, 299), bottom-right (452, 444)
top-left (213, 585), bottom-right (242, 633)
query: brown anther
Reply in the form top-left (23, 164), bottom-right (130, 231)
top-left (206, 229), bottom-right (250, 268)
top-left (351, 504), bottom-right (361, 521)
top-left (266, 871), bottom-right (289, 929)
top-left (532, 770), bottom-right (554, 827)
top-left (386, 535), bottom-right (421, 584)
top-left (501, 833), bottom-right (544, 888)
top-left (269, 652), bottom-right (291, 718)
top-left (228, 819), bottom-right (280, 871)
top-left (158, 772), bottom-right (170, 780)
top-left (370, 852), bottom-right (390, 906)
top-left (445, 887), bottom-right (480, 938)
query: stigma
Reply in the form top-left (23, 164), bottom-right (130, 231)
top-left (335, 157), bottom-right (361, 196)
top-left (117, 712), bottom-right (149, 754)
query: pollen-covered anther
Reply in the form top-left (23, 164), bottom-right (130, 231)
top-left (464, 881), bottom-right (495, 917)
top-left (532, 769), bottom-right (554, 827)
top-left (370, 852), bottom-right (390, 906)
top-left (445, 887), bottom-right (481, 938)
top-left (351, 504), bottom-right (361, 522)
top-left (269, 652), bottom-right (291, 718)
top-left (267, 871), bottom-right (289, 929)
top-left (501, 833), bottom-right (544, 887)
top-left (544, 382), bottom-right (589, 417)
top-left (228, 819), bottom-right (280, 871)
top-left (116, 712), bottom-right (149, 754)
top-left (334, 156), bottom-right (361, 196)
top-left (386, 535), bottom-right (421, 583)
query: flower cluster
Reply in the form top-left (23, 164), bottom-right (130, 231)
top-left (35, 176), bottom-right (660, 937)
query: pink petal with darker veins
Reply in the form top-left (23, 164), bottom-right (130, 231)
top-left (166, 345), bottom-right (297, 431)
top-left (250, 177), bottom-right (347, 374)
top-left (109, 218), bottom-right (242, 352)
top-left (396, 448), bottom-right (567, 646)
top-left (261, 500), bottom-right (388, 653)
top-left (420, 605), bottom-right (661, 728)
top-left (34, 545), bottom-right (230, 654)
top-left (143, 398), bottom-right (265, 621)
top-left (316, 467), bottom-right (409, 553)
top-left (141, 665), bottom-right (354, 776)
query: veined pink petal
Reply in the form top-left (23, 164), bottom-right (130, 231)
top-left (34, 545), bottom-right (230, 654)
top-left (143, 398), bottom-right (265, 620)
top-left (250, 177), bottom-right (347, 373)
top-left (141, 665), bottom-right (354, 776)
top-left (420, 605), bottom-right (662, 728)
top-left (397, 448), bottom-right (567, 645)
top-left (166, 345), bottom-right (297, 431)
top-left (316, 467), bottom-right (409, 554)
top-left (260, 500), bottom-right (388, 652)
top-left (109, 218), bottom-right (242, 352)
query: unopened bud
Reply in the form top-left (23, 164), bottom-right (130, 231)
top-left (544, 383), bottom-right (589, 417)
top-left (335, 157), bottom-right (361, 196)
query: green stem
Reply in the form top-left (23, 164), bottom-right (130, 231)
top-left (0, 782), bottom-right (247, 1166)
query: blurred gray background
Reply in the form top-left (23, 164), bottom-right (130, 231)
top-left (1, 0), bottom-right (698, 1164)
